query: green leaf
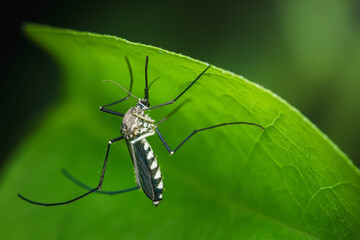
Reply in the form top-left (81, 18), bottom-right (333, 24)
top-left (1, 23), bottom-right (359, 239)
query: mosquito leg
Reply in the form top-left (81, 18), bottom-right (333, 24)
top-left (147, 65), bottom-right (211, 110)
top-left (62, 169), bottom-right (139, 195)
top-left (17, 136), bottom-right (124, 206)
top-left (99, 108), bottom-right (125, 117)
top-left (100, 57), bottom-right (134, 116)
top-left (155, 122), bottom-right (264, 155)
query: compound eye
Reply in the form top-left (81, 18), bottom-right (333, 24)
top-left (141, 100), bottom-right (150, 108)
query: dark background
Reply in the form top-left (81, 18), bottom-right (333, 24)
top-left (1, 0), bottom-right (360, 170)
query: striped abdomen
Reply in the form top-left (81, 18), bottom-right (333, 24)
top-left (132, 139), bottom-right (163, 206)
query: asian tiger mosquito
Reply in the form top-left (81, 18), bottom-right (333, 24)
top-left (18, 56), bottom-right (264, 207)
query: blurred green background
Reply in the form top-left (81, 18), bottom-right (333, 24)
top-left (1, 1), bottom-right (360, 239)
top-left (2, 0), bottom-right (359, 171)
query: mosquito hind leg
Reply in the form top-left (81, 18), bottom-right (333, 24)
top-left (17, 136), bottom-right (124, 206)
top-left (155, 122), bottom-right (264, 154)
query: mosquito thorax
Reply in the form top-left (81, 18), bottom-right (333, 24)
top-left (121, 106), bottom-right (154, 139)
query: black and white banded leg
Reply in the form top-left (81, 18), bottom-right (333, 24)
top-left (156, 122), bottom-right (264, 155)
top-left (18, 136), bottom-right (127, 206)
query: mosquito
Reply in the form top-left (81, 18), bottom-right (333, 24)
top-left (18, 56), bottom-right (264, 207)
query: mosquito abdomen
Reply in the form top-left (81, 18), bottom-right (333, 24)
top-left (142, 139), bottom-right (163, 206)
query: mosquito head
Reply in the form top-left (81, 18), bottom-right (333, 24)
top-left (138, 98), bottom-right (150, 108)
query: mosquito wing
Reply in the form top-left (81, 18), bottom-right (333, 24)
top-left (126, 140), bottom-right (156, 200)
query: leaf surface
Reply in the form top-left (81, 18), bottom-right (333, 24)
top-left (0, 24), bottom-right (359, 239)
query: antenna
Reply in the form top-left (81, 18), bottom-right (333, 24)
top-left (103, 80), bottom-right (139, 101)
